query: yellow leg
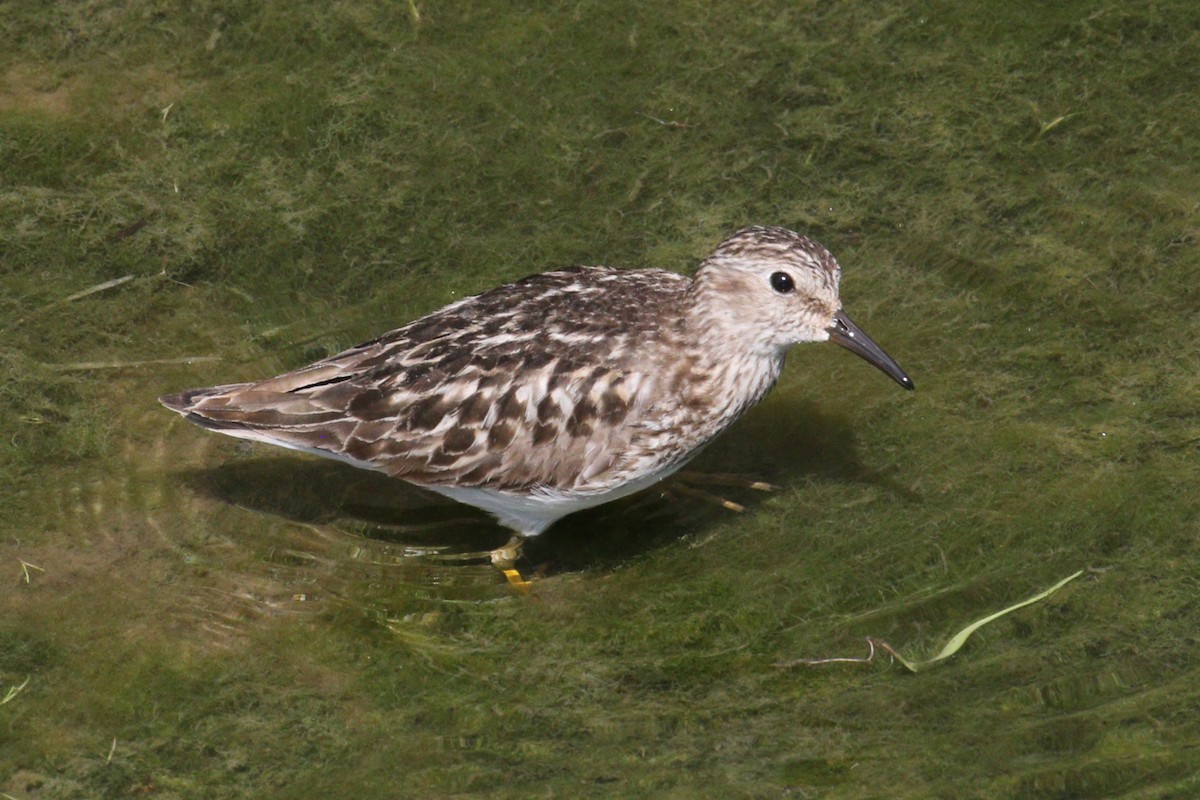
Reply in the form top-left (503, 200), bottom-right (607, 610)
top-left (490, 534), bottom-right (531, 591)
top-left (675, 470), bottom-right (777, 492)
top-left (669, 472), bottom-right (777, 513)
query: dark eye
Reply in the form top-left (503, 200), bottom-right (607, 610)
top-left (770, 271), bottom-right (795, 294)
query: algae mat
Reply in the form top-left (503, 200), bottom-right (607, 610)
top-left (3, 2), bottom-right (1199, 797)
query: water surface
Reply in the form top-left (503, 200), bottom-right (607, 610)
top-left (3, 2), bottom-right (1199, 797)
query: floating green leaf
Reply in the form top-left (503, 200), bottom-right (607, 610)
top-left (784, 570), bottom-right (1085, 672)
top-left (885, 570), bottom-right (1084, 672)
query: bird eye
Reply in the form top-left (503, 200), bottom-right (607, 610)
top-left (770, 272), bottom-right (795, 294)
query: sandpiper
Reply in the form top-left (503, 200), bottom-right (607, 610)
top-left (161, 226), bottom-right (913, 582)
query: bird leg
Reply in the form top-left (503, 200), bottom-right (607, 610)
top-left (669, 471), bottom-right (777, 512)
top-left (675, 471), bottom-right (777, 492)
top-left (490, 534), bottom-right (531, 591)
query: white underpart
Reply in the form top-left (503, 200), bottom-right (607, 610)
top-left (426, 463), bottom-right (690, 537)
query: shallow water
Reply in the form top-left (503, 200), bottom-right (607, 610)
top-left (4, 2), bottom-right (1200, 798)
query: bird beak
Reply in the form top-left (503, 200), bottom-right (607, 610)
top-left (827, 309), bottom-right (914, 390)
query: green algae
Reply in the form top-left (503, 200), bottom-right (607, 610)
top-left (3, 1), bottom-right (1200, 798)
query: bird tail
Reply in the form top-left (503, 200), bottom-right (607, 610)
top-left (158, 381), bottom-right (390, 474)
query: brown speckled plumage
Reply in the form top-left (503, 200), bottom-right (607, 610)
top-left (162, 226), bottom-right (912, 538)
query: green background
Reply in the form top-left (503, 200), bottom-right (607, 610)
top-left (2, 2), bottom-right (1198, 797)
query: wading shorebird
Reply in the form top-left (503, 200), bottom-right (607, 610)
top-left (161, 226), bottom-right (913, 584)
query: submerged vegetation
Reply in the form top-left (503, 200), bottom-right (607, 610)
top-left (2, 1), bottom-right (1199, 797)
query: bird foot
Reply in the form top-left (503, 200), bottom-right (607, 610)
top-left (490, 535), bottom-right (531, 592)
top-left (669, 471), bottom-right (777, 513)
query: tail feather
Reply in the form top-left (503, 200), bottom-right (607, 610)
top-left (160, 384), bottom-right (345, 428)
top-left (159, 383), bottom-right (253, 415)
top-left (158, 383), bottom-right (385, 473)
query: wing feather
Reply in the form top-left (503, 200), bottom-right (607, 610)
top-left (161, 267), bottom-right (692, 491)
